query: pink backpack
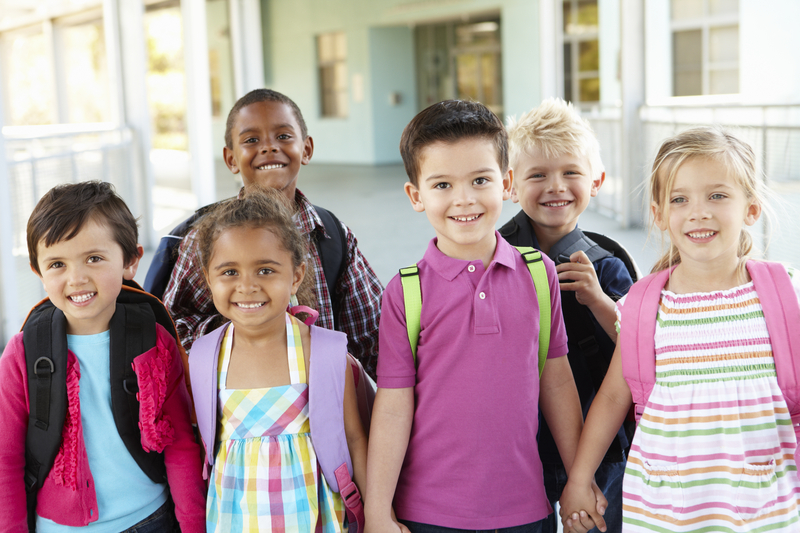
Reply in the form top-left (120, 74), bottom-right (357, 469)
top-left (620, 261), bottom-right (800, 447)
top-left (189, 322), bottom-right (371, 532)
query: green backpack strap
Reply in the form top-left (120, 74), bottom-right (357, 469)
top-left (399, 264), bottom-right (422, 364)
top-left (513, 247), bottom-right (551, 377)
top-left (399, 247), bottom-right (551, 376)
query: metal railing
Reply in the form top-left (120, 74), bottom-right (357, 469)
top-left (2, 124), bottom-right (136, 337)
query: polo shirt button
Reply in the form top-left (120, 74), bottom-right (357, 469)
top-left (468, 265), bottom-right (475, 272)
top-left (479, 292), bottom-right (486, 299)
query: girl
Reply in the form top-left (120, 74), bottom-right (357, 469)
top-left (559, 127), bottom-right (800, 533)
top-left (189, 188), bottom-right (368, 532)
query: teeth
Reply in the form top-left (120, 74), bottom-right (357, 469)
top-left (688, 231), bottom-right (716, 239)
top-left (70, 293), bottom-right (95, 303)
top-left (236, 302), bottom-right (264, 309)
top-left (256, 164), bottom-right (285, 170)
top-left (543, 201), bottom-right (570, 207)
top-left (451, 215), bottom-right (480, 222)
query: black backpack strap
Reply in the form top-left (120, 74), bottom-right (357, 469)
top-left (583, 231), bottom-right (640, 283)
top-left (312, 205), bottom-right (348, 328)
top-left (108, 302), bottom-right (167, 484)
top-left (143, 201), bottom-right (222, 298)
top-left (23, 303), bottom-right (68, 531)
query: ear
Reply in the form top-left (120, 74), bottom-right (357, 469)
top-left (510, 185), bottom-right (520, 204)
top-left (123, 244), bottom-right (143, 281)
top-left (744, 200), bottom-right (761, 226)
top-left (651, 202), bottom-right (667, 231)
top-left (301, 136), bottom-right (314, 165)
top-left (404, 182), bottom-right (426, 213)
top-left (291, 262), bottom-right (307, 295)
top-left (502, 168), bottom-right (514, 201)
top-left (590, 172), bottom-right (605, 197)
top-left (30, 263), bottom-right (42, 280)
top-left (223, 146), bottom-right (240, 174)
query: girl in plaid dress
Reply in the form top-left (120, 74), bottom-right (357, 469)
top-left (194, 188), bottom-right (368, 532)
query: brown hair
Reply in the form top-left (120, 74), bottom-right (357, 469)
top-left (225, 88), bottom-right (308, 149)
top-left (399, 100), bottom-right (508, 186)
top-left (195, 187), bottom-right (315, 308)
top-left (27, 181), bottom-right (139, 275)
top-left (649, 126), bottom-right (767, 274)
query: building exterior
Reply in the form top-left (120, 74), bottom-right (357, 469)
top-left (0, 0), bottom-right (798, 342)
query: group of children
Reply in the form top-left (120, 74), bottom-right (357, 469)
top-left (0, 85), bottom-right (797, 533)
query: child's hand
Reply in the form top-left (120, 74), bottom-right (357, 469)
top-left (559, 478), bottom-right (608, 533)
top-left (365, 509), bottom-right (410, 533)
top-left (556, 250), bottom-right (605, 308)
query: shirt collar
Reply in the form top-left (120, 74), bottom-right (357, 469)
top-left (422, 231), bottom-right (517, 281)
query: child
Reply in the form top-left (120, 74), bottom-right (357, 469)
top-left (559, 127), bottom-right (800, 533)
top-left (499, 98), bottom-right (635, 533)
top-left (0, 181), bottom-right (205, 531)
top-left (157, 89), bottom-right (383, 376)
top-left (188, 188), bottom-right (368, 531)
top-left (365, 100), bottom-right (590, 532)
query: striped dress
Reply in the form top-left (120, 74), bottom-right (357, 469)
top-left (620, 268), bottom-right (800, 532)
top-left (206, 314), bottom-right (345, 532)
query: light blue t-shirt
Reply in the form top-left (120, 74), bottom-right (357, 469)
top-left (37, 331), bottom-right (167, 532)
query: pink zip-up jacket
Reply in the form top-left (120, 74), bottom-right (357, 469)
top-left (0, 324), bottom-right (206, 532)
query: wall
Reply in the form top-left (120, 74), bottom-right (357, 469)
top-left (261, 0), bottom-right (544, 164)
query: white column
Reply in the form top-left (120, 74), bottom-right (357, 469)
top-left (0, 70), bottom-right (20, 343)
top-left (103, 0), bottom-right (157, 248)
top-left (539, 0), bottom-right (559, 100)
top-left (619, 0), bottom-right (645, 228)
top-left (229, 0), bottom-right (265, 97)
top-left (182, 0), bottom-right (216, 207)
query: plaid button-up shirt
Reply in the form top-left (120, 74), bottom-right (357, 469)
top-left (163, 189), bottom-right (383, 376)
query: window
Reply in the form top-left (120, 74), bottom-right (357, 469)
top-left (317, 32), bottom-right (348, 118)
top-left (562, 0), bottom-right (599, 105)
top-left (671, 0), bottom-right (739, 96)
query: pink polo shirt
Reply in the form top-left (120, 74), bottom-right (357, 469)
top-left (377, 233), bottom-right (568, 529)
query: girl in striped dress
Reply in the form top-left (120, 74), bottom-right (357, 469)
top-left (559, 127), bottom-right (800, 533)
top-left (193, 189), bottom-right (368, 532)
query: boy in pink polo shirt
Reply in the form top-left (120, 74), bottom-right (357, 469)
top-left (365, 100), bottom-right (592, 533)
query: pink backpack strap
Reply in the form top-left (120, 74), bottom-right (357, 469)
top-left (187, 322), bottom-right (231, 479)
top-left (746, 261), bottom-right (800, 440)
top-left (308, 325), bottom-right (365, 533)
top-left (620, 267), bottom-right (674, 423)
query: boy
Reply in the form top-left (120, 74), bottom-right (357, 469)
top-left (0, 182), bottom-right (205, 531)
top-left (499, 98), bottom-right (635, 533)
top-left (155, 89), bottom-right (383, 375)
top-left (365, 100), bottom-right (589, 532)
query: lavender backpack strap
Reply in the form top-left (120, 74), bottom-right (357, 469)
top-left (188, 322), bottom-right (230, 479)
top-left (747, 261), bottom-right (800, 441)
top-left (308, 325), bottom-right (364, 532)
top-left (621, 267), bottom-right (673, 424)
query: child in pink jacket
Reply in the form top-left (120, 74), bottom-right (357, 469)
top-left (0, 181), bottom-right (205, 532)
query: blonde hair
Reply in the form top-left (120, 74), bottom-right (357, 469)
top-left (649, 126), bottom-right (768, 275)
top-left (507, 97), bottom-right (604, 180)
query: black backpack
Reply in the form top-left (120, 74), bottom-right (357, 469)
top-left (144, 202), bottom-right (348, 326)
top-left (22, 281), bottom-right (182, 531)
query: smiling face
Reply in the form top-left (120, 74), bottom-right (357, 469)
top-left (654, 156), bottom-right (760, 272)
top-left (405, 138), bottom-right (512, 265)
top-left (223, 101), bottom-right (314, 202)
top-left (511, 148), bottom-right (602, 248)
top-left (35, 218), bottom-right (139, 335)
top-left (205, 225), bottom-right (305, 335)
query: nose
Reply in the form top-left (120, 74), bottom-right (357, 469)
top-left (260, 139), bottom-right (278, 153)
top-left (689, 200), bottom-right (712, 221)
top-left (236, 272), bottom-right (259, 293)
top-left (67, 265), bottom-right (89, 286)
top-left (452, 184), bottom-right (477, 206)
top-left (546, 174), bottom-right (567, 192)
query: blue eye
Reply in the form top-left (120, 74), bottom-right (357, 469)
top-left (710, 193), bottom-right (726, 200)
top-left (670, 196), bottom-right (686, 204)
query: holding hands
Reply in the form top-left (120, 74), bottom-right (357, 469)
top-left (559, 479), bottom-right (608, 533)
